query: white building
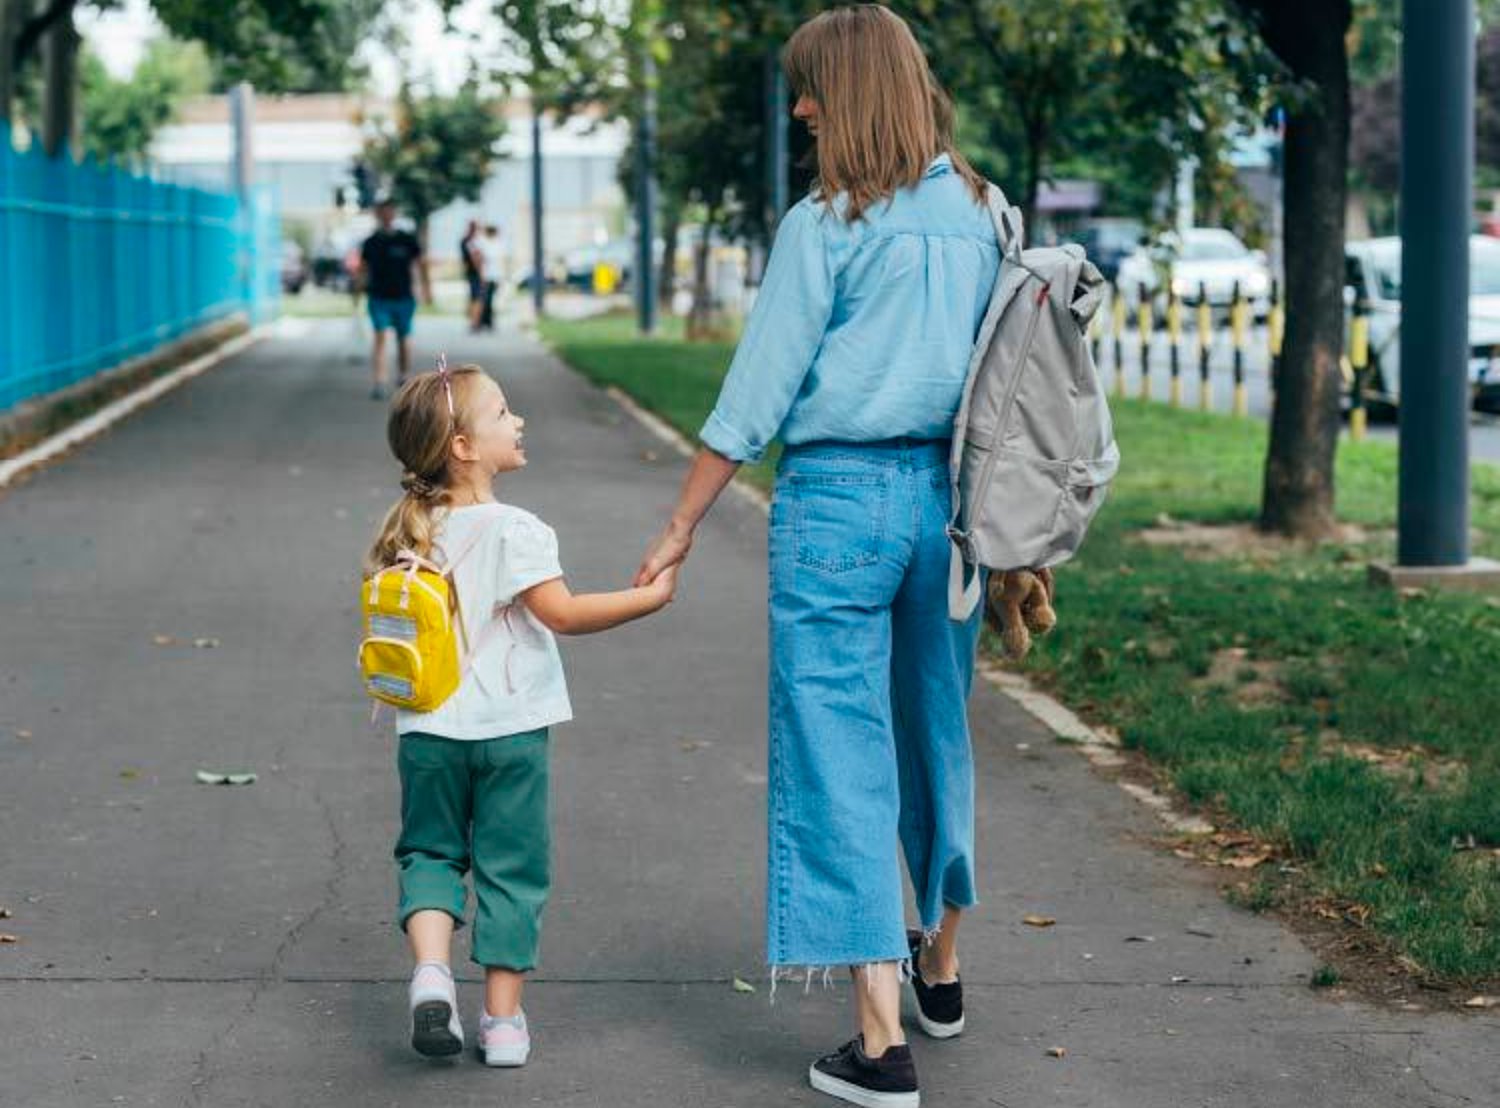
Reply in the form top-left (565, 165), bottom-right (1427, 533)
top-left (150, 93), bottom-right (628, 271)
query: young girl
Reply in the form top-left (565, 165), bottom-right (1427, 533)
top-left (365, 360), bottom-right (677, 1067)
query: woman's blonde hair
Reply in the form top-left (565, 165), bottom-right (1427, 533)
top-left (783, 4), bottom-right (986, 222)
top-left (364, 364), bottom-right (487, 575)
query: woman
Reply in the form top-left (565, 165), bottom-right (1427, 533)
top-left (636, 7), bottom-right (1000, 1106)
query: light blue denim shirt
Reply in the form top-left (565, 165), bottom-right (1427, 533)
top-left (699, 154), bottom-right (1001, 464)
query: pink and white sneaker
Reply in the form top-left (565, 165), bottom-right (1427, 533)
top-left (478, 1008), bottom-right (531, 1067)
top-left (409, 962), bottom-right (463, 1058)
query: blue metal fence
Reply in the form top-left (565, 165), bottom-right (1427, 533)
top-left (0, 136), bottom-right (279, 414)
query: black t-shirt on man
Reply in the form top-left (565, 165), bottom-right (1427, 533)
top-left (361, 229), bottom-right (422, 301)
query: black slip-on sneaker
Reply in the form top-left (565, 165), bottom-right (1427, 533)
top-left (907, 929), bottom-right (964, 1039)
top-left (809, 1037), bottom-right (919, 1108)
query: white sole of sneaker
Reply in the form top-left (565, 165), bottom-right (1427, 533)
top-left (915, 1009), bottom-right (965, 1039)
top-left (411, 999), bottom-right (463, 1057)
top-left (808, 1066), bottom-right (920, 1108)
top-left (482, 1045), bottom-right (530, 1067)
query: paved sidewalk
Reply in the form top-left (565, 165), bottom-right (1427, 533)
top-left (0, 316), bottom-right (1494, 1108)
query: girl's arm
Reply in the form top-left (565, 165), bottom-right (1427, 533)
top-left (521, 566), bottom-right (677, 635)
top-left (634, 449), bottom-right (739, 586)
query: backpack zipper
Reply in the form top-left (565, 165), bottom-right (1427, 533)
top-left (966, 276), bottom-right (1051, 543)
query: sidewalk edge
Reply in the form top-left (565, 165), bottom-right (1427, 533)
top-left (0, 327), bottom-right (269, 492)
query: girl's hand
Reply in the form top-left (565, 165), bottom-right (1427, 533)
top-left (635, 522), bottom-right (693, 587)
top-left (644, 563), bottom-right (680, 608)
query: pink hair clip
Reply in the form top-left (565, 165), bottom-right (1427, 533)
top-left (435, 353), bottom-right (455, 419)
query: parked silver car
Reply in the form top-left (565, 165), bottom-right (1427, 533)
top-left (1342, 236), bottom-right (1500, 409)
top-left (1116, 228), bottom-right (1272, 321)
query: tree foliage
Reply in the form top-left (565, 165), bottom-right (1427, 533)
top-left (77, 36), bottom-right (209, 162)
top-left (360, 78), bottom-right (507, 232)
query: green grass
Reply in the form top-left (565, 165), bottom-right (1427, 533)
top-left (541, 311), bottom-right (1500, 986)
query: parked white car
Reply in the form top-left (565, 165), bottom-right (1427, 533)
top-left (1342, 236), bottom-right (1500, 409)
top-left (1116, 228), bottom-right (1272, 321)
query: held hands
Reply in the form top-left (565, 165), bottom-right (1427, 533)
top-left (635, 521), bottom-right (694, 588)
top-left (642, 563), bottom-right (680, 610)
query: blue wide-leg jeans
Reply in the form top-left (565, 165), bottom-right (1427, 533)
top-left (766, 438), bottom-right (983, 969)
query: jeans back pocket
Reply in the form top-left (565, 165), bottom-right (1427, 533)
top-left (787, 473), bottom-right (887, 575)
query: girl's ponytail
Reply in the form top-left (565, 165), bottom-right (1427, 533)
top-left (363, 364), bottom-right (485, 576)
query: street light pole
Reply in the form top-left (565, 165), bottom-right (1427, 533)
top-left (635, 48), bottom-right (657, 336)
top-left (531, 104), bottom-right (545, 320)
top-left (1397, 0), bottom-right (1473, 567)
top-left (766, 48), bottom-right (788, 234)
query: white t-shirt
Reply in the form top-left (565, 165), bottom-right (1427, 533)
top-left (396, 503), bottom-right (573, 740)
top-left (474, 235), bottom-right (505, 281)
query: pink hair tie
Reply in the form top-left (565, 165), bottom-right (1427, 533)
top-left (435, 353), bottom-right (455, 419)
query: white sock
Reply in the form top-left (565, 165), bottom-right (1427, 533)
top-left (480, 1009), bottom-right (526, 1029)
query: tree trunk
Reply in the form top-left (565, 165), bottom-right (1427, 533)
top-left (658, 206), bottom-right (680, 309)
top-left (1254, 0), bottom-right (1352, 539)
top-left (39, 0), bottom-right (74, 157)
top-left (1022, 117), bottom-right (1045, 241)
top-left (687, 216), bottom-right (713, 341)
top-left (0, 0), bottom-right (27, 125)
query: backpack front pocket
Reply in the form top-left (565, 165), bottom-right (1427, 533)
top-left (360, 637), bottom-right (424, 706)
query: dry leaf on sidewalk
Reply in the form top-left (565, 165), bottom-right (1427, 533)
top-left (0, 934), bottom-right (17, 944)
top-left (194, 770), bottom-right (257, 786)
top-left (1463, 995), bottom-right (1497, 1009)
top-left (15, 729), bottom-right (31, 740)
top-left (732, 977), bottom-right (756, 994)
top-left (0, 907), bottom-right (10, 919)
top-left (193, 638), bottom-right (220, 650)
top-left (152, 634), bottom-right (176, 646)
top-left (1046, 1047), bottom-right (1067, 1059)
top-left (1023, 914), bottom-right (1057, 928)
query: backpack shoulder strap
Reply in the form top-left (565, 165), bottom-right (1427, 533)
top-left (985, 183), bottom-right (1024, 263)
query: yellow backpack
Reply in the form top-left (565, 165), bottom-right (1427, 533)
top-left (358, 548), bottom-right (472, 712)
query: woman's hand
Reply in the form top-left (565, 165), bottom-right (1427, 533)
top-left (642, 563), bottom-right (680, 608)
top-left (635, 521), bottom-right (694, 587)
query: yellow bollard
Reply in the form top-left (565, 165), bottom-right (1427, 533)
top-left (1112, 288), bottom-right (1127, 399)
top-left (1137, 285), bottom-right (1152, 402)
top-left (1349, 305), bottom-right (1370, 442)
top-left (1231, 282), bottom-right (1249, 417)
top-left (1197, 283), bottom-right (1212, 411)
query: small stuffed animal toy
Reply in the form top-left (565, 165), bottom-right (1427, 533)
top-left (984, 568), bottom-right (1057, 660)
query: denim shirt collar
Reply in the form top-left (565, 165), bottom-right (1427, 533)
top-left (924, 153), bottom-right (953, 179)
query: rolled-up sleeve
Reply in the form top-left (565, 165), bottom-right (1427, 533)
top-left (699, 200), bottom-right (836, 463)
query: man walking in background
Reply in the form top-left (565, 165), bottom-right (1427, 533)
top-left (360, 198), bottom-right (429, 399)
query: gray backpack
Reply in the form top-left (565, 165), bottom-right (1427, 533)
top-left (947, 186), bottom-right (1120, 620)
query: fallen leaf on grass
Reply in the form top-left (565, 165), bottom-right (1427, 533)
top-left (194, 771), bottom-right (257, 786)
top-left (1223, 851), bottom-right (1271, 870)
top-left (1463, 995), bottom-right (1497, 1009)
top-left (1046, 1047), bottom-right (1067, 1059)
top-left (1022, 914), bottom-right (1056, 928)
top-left (732, 977), bottom-right (756, 994)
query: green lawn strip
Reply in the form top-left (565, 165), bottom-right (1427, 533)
top-left (539, 311), bottom-right (1500, 985)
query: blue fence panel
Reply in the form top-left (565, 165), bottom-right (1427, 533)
top-left (0, 137), bottom-right (278, 414)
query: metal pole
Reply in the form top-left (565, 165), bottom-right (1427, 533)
top-left (1398, 0), bottom-right (1473, 566)
top-left (229, 82), bottom-right (257, 320)
top-left (635, 48), bottom-right (657, 335)
top-left (531, 104), bottom-right (545, 319)
top-left (766, 49), bottom-right (788, 232)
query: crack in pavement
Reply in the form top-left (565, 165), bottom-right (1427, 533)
top-left (181, 780), bottom-right (350, 1108)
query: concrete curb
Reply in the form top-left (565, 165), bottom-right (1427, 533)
top-left (0, 324), bottom-right (270, 492)
top-left (592, 376), bottom-right (1215, 840)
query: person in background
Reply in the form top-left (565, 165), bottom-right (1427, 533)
top-left (360, 199), bottom-right (430, 399)
top-left (461, 220), bottom-right (484, 332)
top-left (474, 224), bottom-right (506, 333)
